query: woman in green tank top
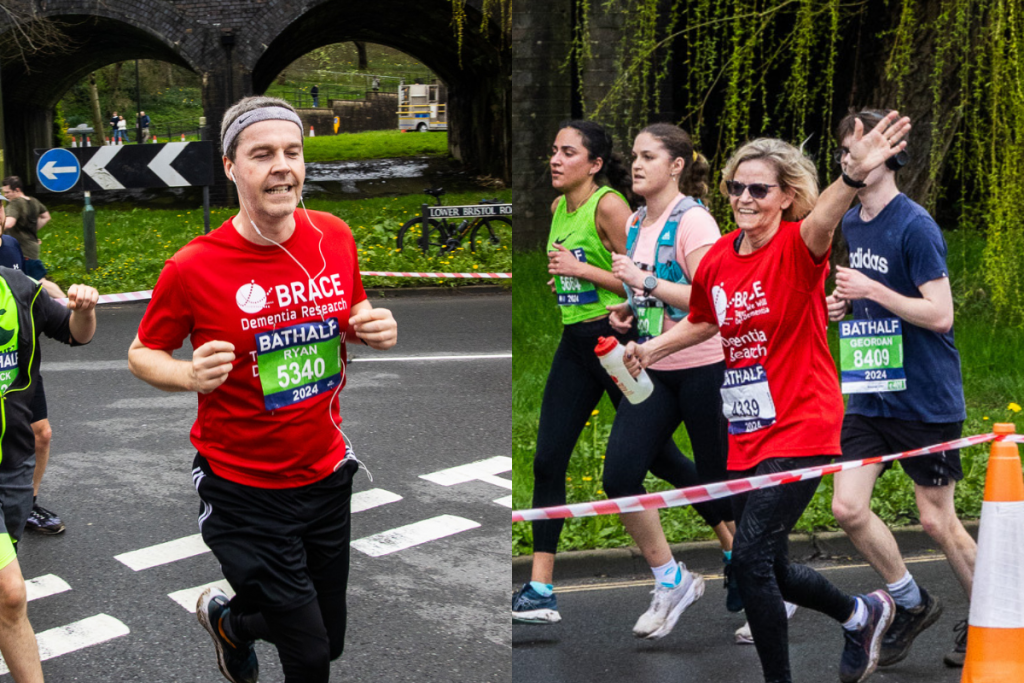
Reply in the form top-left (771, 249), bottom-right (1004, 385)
top-left (513, 122), bottom-right (719, 629)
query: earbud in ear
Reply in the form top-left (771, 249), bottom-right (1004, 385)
top-left (229, 170), bottom-right (236, 182)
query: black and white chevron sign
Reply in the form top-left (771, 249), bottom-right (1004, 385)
top-left (70, 141), bottom-right (214, 191)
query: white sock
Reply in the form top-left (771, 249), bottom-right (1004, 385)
top-left (842, 597), bottom-right (869, 631)
top-left (887, 571), bottom-right (922, 610)
top-left (651, 559), bottom-right (683, 588)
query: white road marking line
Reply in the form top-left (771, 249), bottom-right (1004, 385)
top-left (168, 580), bottom-right (235, 613)
top-left (115, 489), bottom-right (402, 570)
top-left (114, 534), bottom-right (210, 571)
top-left (352, 488), bottom-right (403, 513)
top-left (351, 354), bottom-right (511, 362)
top-left (352, 515), bottom-right (480, 557)
top-left (0, 614), bottom-right (130, 674)
top-left (420, 456), bottom-right (512, 487)
top-left (494, 496), bottom-right (513, 508)
top-left (26, 575), bottom-right (71, 602)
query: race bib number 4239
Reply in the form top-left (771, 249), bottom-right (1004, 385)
top-left (720, 363), bottom-right (777, 434)
top-left (255, 318), bottom-right (343, 410)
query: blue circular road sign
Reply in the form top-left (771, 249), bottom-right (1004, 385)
top-left (36, 148), bottom-right (81, 192)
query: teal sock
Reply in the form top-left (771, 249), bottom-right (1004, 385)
top-left (529, 581), bottom-right (554, 597)
top-left (651, 560), bottom-right (682, 588)
top-left (723, 550), bottom-right (733, 562)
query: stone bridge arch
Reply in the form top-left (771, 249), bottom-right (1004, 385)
top-left (0, 0), bottom-right (506, 199)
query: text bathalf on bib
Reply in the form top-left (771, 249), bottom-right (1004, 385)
top-left (720, 363), bottom-right (776, 434)
top-left (255, 318), bottom-right (343, 410)
top-left (838, 318), bottom-right (906, 394)
top-left (555, 248), bottom-right (599, 306)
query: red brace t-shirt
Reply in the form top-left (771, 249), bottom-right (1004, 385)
top-left (688, 220), bottom-right (843, 471)
top-left (137, 210), bottom-right (367, 488)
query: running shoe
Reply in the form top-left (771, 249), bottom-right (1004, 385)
top-left (734, 601), bottom-right (798, 644)
top-left (943, 618), bottom-right (968, 667)
top-left (839, 590), bottom-right (895, 683)
top-left (879, 586), bottom-right (943, 666)
top-left (197, 587), bottom-right (259, 683)
top-left (632, 567), bottom-right (705, 640)
top-left (512, 583), bottom-right (561, 624)
top-left (25, 503), bottom-right (65, 535)
top-left (723, 556), bottom-right (743, 612)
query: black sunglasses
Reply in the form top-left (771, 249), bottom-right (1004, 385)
top-left (725, 180), bottom-right (777, 199)
top-left (832, 147), bottom-right (851, 166)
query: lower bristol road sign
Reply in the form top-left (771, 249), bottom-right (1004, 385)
top-left (34, 141), bottom-right (214, 192)
top-left (35, 148), bottom-right (81, 192)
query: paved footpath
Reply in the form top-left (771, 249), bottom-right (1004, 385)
top-left (514, 533), bottom-right (971, 683)
top-left (9, 291), bottom-right (509, 682)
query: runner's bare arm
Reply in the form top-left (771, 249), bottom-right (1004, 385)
top-left (39, 279), bottom-right (65, 299)
top-left (834, 266), bottom-right (953, 333)
top-left (66, 284), bottom-right (99, 343)
top-left (128, 336), bottom-right (235, 394)
top-left (622, 319), bottom-right (718, 375)
top-left (594, 192), bottom-right (631, 255)
top-left (348, 299), bottom-right (397, 350)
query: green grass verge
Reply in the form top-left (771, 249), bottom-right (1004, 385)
top-left (302, 130), bottom-right (448, 162)
top-left (41, 190), bottom-right (511, 293)
top-left (512, 229), bottom-right (1024, 556)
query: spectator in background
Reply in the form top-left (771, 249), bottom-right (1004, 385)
top-left (2, 176), bottom-right (51, 280)
top-left (371, 76), bottom-right (380, 92)
top-left (110, 111), bottom-right (119, 142)
top-left (117, 115), bottom-right (127, 143)
top-left (139, 111), bottom-right (151, 144)
top-left (311, 84), bottom-right (320, 108)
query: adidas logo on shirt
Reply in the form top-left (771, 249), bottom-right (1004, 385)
top-left (849, 247), bottom-right (889, 274)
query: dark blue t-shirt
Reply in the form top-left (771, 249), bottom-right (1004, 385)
top-left (842, 193), bottom-right (966, 422)
top-left (0, 235), bottom-right (25, 270)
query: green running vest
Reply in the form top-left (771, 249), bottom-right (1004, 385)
top-left (546, 186), bottom-right (626, 325)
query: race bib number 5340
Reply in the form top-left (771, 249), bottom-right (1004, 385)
top-left (255, 319), bottom-right (342, 410)
top-left (720, 364), bottom-right (777, 434)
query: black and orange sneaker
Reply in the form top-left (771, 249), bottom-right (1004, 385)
top-left (196, 587), bottom-right (259, 683)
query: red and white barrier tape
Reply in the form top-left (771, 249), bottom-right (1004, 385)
top-left (512, 432), bottom-right (1005, 523)
top-left (54, 271), bottom-right (511, 306)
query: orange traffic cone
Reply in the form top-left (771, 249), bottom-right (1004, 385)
top-left (961, 422), bottom-right (1024, 682)
top-left (181, 132), bottom-right (186, 142)
top-left (309, 125), bottom-right (315, 137)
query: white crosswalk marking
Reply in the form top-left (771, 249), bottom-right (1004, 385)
top-left (352, 488), bottom-right (403, 513)
top-left (26, 575), bottom-right (71, 602)
top-left (420, 456), bottom-right (512, 488)
top-left (114, 534), bottom-right (210, 571)
top-left (352, 515), bottom-right (480, 557)
top-left (494, 496), bottom-right (513, 508)
top-left (0, 614), bottom-right (130, 674)
top-left (168, 580), bottom-right (235, 613)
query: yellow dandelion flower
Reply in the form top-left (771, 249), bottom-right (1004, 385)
top-left (1010, 403), bottom-right (1022, 412)
top-left (591, 409), bottom-right (599, 416)
top-left (983, 416), bottom-right (990, 420)
top-left (582, 477), bottom-right (592, 482)
top-left (585, 422), bottom-right (590, 427)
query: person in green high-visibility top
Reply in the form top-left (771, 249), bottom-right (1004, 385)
top-left (0, 199), bottom-right (99, 683)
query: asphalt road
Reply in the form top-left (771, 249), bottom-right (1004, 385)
top-left (10, 292), bottom-right (510, 682)
top-left (513, 551), bottom-right (969, 683)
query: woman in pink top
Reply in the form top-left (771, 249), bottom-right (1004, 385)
top-left (601, 123), bottom-right (737, 641)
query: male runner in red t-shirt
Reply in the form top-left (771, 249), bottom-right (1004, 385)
top-left (128, 96), bottom-right (397, 683)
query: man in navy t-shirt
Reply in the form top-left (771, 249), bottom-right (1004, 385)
top-left (826, 110), bottom-right (973, 670)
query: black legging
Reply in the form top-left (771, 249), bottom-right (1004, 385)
top-left (731, 456), bottom-right (857, 683)
top-left (532, 317), bottom-right (719, 554)
top-left (603, 361), bottom-right (733, 527)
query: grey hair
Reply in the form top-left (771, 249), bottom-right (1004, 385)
top-left (719, 138), bottom-right (819, 221)
top-left (220, 96), bottom-right (301, 161)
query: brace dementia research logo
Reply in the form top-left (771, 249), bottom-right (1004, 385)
top-left (236, 281), bottom-right (269, 314)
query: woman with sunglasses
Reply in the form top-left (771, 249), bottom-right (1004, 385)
top-left (599, 123), bottom-right (740, 640)
top-left (623, 112), bottom-right (911, 683)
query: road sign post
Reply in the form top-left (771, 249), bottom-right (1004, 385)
top-left (82, 191), bottom-right (97, 271)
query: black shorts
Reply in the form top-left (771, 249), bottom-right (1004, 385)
top-left (29, 375), bottom-right (47, 423)
top-left (193, 454), bottom-right (356, 612)
top-left (839, 413), bottom-right (964, 487)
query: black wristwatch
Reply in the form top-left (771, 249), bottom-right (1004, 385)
top-left (841, 172), bottom-right (867, 189)
top-left (642, 275), bottom-right (658, 297)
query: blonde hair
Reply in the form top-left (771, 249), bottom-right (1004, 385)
top-left (719, 138), bottom-right (819, 221)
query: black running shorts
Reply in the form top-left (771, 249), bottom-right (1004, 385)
top-left (839, 414), bottom-right (964, 487)
top-left (193, 453), bottom-right (356, 611)
top-left (29, 375), bottom-right (47, 423)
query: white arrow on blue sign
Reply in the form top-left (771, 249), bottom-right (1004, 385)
top-left (35, 148), bottom-right (81, 192)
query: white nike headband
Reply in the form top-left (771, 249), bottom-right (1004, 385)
top-left (222, 106), bottom-right (304, 156)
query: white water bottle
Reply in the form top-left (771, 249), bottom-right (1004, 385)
top-left (594, 336), bottom-right (654, 404)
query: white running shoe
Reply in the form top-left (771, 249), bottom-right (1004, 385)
top-left (735, 601), bottom-right (798, 644)
top-left (633, 567), bottom-right (705, 640)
